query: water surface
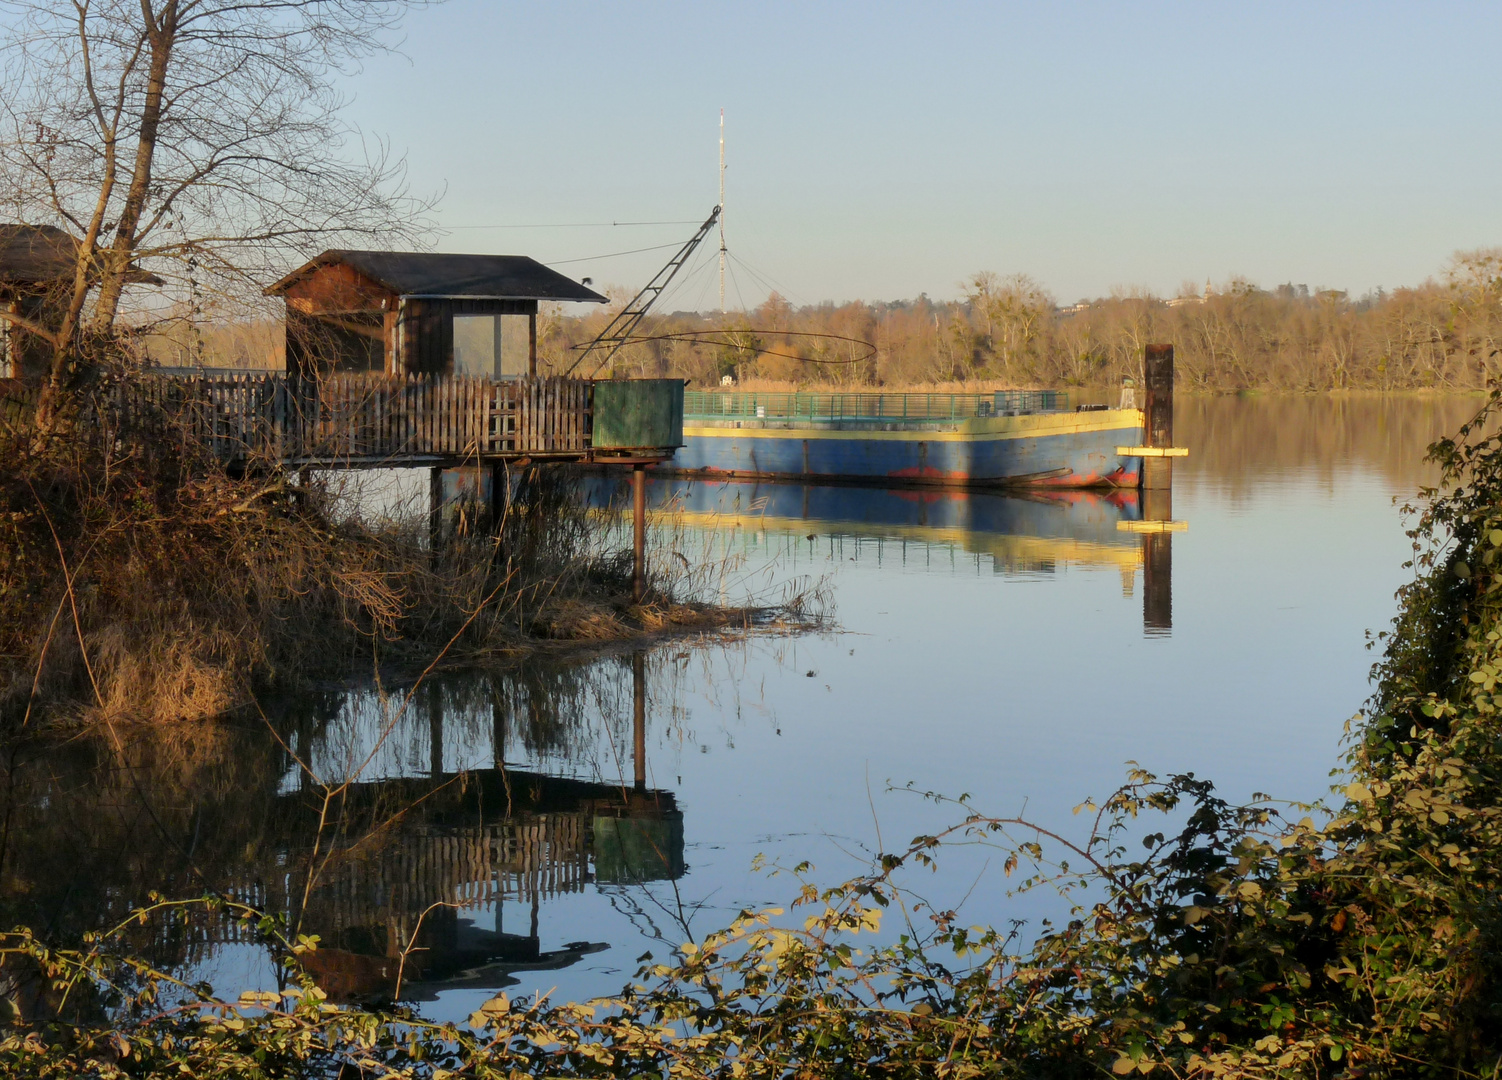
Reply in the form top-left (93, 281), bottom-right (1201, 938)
top-left (1, 394), bottom-right (1481, 1017)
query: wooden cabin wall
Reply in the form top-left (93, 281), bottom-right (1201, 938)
top-left (283, 263), bottom-right (395, 377)
top-left (286, 310), bottom-right (386, 375)
top-left (1, 291), bottom-right (64, 382)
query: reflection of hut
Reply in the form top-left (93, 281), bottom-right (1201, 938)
top-left (0, 224), bottom-right (159, 381)
top-left (238, 766), bottom-right (683, 1000)
top-left (265, 251), bottom-right (607, 378)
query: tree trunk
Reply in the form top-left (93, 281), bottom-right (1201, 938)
top-left (89, 1), bottom-right (176, 333)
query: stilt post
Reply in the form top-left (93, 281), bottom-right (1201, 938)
top-left (428, 466), bottom-right (444, 552)
top-left (1142, 343), bottom-right (1174, 490)
top-left (631, 464), bottom-right (647, 603)
top-left (632, 651), bottom-right (647, 792)
top-left (488, 460), bottom-right (508, 533)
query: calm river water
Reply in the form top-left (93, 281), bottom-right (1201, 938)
top-left (0, 394), bottom-right (1482, 1020)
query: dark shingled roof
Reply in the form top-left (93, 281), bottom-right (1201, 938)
top-left (0, 223), bottom-right (162, 286)
top-left (0, 224), bottom-right (76, 283)
top-left (267, 249), bottom-right (608, 303)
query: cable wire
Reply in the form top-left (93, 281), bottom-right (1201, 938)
top-left (439, 219), bottom-right (701, 230)
top-left (547, 241), bottom-right (686, 266)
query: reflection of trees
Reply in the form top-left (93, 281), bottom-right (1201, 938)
top-left (0, 650), bottom-right (688, 1001)
top-left (0, 722), bottom-right (289, 972)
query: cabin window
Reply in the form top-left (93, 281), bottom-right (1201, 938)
top-left (453, 314), bottom-right (530, 378)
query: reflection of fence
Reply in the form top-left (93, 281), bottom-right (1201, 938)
top-left (684, 389), bottom-right (1068, 423)
top-left (188, 812), bottom-right (592, 951)
top-left (123, 812), bottom-right (597, 957)
top-left (117, 373), bottom-right (593, 465)
top-left (293, 813), bottom-right (590, 933)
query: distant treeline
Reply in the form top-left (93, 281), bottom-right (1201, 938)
top-left (538, 249), bottom-right (1502, 392)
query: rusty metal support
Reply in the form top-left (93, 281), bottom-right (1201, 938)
top-left (1142, 343), bottom-right (1174, 490)
top-left (632, 465), bottom-right (647, 603)
top-left (632, 651), bottom-right (647, 792)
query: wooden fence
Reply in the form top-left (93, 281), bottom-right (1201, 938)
top-left (120, 373), bottom-right (594, 466)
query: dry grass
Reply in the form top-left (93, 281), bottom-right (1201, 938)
top-left (0, 366), bottom-right (817, 731)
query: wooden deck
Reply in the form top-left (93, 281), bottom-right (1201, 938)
top-left (124, 373), bottom-right (671, 468)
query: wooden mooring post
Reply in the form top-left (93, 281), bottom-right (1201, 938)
top-left (631, 465), bottom-right (647, 604)
top-left (1140, 343), bottom-right (1176, 632)
top-left (1142, 343), bottom-right (1174, 491)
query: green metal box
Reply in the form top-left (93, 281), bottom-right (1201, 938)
top-left (591, 379), bottom-right (685, 449)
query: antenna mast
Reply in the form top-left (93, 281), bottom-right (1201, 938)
top-left (718, 109), bottom-right (726, 313)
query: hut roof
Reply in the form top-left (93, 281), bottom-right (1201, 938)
top-left (0, 223), bottom-right (162, 286)
top-left (0, 224), bottom-right (78, 284)
top-left (266, 250), bottom-right (608, 303)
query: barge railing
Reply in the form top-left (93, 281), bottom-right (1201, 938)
top-left (684, 389), bottom-right (1069, 423)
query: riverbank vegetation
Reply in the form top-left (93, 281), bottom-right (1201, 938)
top-left (0, 0), bottom-right (823, 732)
top-left (529, 250), bottom-right (1502, 394)
top-left (0, 366), bottom-right (808, 730)
top-left (5, 395), bottom-right (1502, 1075)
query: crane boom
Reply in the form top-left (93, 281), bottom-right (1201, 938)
top-left (568, 205), bottom-right (722, 377)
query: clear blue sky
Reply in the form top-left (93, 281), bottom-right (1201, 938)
top-left (344, 1), bottom-right (1502, 307)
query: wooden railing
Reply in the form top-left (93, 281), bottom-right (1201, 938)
top-left (123, 373), bottom-right (594, 465)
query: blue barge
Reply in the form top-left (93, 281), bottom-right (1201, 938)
top-left (670, 390), bottom-right (1145, 489)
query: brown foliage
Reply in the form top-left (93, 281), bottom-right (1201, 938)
top-left (0, 362), bottom-right (753, 729)
top-left (532, 251), bottom-right (1502, 392)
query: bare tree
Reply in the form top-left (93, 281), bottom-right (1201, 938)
top-left (0, 0), bottom-right (435, 412)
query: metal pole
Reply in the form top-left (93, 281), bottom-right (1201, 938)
top-left (632, 651), bottom-right (647, 792)
top-left (718, 109), bottom-right (726, 313)
top-left (632, 464), bottom-right (646, 603)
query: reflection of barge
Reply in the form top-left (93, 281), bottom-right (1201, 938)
top-left (671, 391), bottom-right (1145, 489)
top-left (584, 475), bottom-right (1144, 577)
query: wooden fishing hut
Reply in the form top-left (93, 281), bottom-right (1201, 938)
top-left (260, 249), bottom-right (679, 601)
top-left (0, 223), bottom-right (159, 381)
top-left (266, 249), bottom-right (608, 377)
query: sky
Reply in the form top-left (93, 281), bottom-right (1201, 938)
top-left (342, 1), bottom-right (1502, 308)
